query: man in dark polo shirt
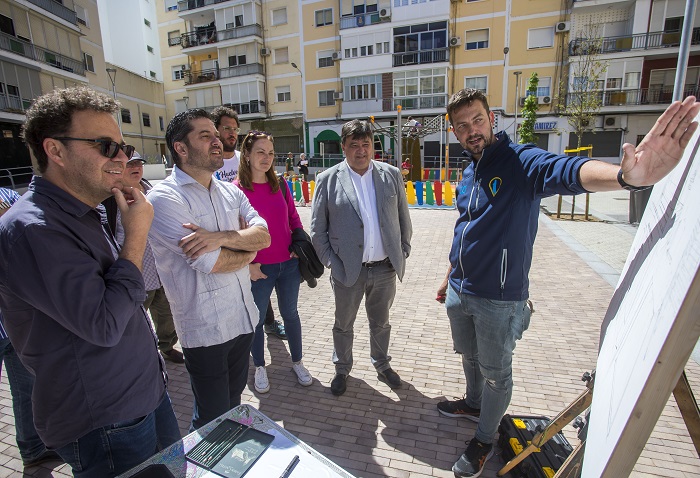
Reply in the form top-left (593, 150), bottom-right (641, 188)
top-left (0, 86), bottom-right (180, 477)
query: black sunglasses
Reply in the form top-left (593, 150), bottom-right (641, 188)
top-left (52, 137), bottom-right (136, 160)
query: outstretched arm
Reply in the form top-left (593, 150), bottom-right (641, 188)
top-left (579, 96), bottom-right (700, 192)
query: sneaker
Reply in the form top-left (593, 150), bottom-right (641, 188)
top-left (263, 320), bottom-right (287, 340)
top-left (437, 396), bottom-right (480, 422)
top-left (292, 360), bottom-right (313, 386)
top-left (254, 366), bottom-right (270, 393)
top-left (452, 438), bottom-right (493, 478)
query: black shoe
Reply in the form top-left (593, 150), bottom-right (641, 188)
top-left (23, 450), bottom-right (63, 467)
top-left (264, 320), bottom-right (287, 340)
top-left (161, 349), bottom-right (185, 364)
top-left (437, 395), bottom-right (480, 422)
top-left (377, 368), bottom-right (402, 389)
top-left (452, 438), bottom-right (493, 478)
top-left (330, 373), bottom-right (347, 396)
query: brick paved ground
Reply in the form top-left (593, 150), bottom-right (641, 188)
top-left (1, 206), bottom-right (698, 477)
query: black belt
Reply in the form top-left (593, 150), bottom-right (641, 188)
top-left (362, 257), bottom-right (391, 268)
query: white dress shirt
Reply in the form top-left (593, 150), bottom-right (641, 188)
top-left (347, 161), bottom-right (387, 263)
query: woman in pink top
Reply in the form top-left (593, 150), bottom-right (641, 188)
top-left (235, 131), bottom-right (312, 394)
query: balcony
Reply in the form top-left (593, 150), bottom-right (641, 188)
top-left (220, 62), bottom-right (263, 80)
top-left (569, 28), bottom-right (700, 56)
top-left (199, 101), bottom-right (266, 116)
top-left (184, 68), bottom-right (218, 85)
top-left (25, 0), bottom-right (78, 25)
top-left (0, 32), bottom-right (85, 76)
top-left (566, 85), bottom-right (700, 107)
top-left (0, 95), bottom-right (25, 113)
top-left (181, 24), bottom-right (263, 49)
top-left (340, 12), bottom-right (382, 30)
top-left (382, 94), bottom-right (447, 112)
top-left (177, 0), bottom-right (236, 12)
top-left (168, 36), bottom-right (182, 47)
top-left (392, 48), bottom-right (449, 67)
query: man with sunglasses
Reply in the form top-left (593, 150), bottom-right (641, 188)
top-left (103, 152), bottom-right (184, 365)
top-left (149, 109), bottom-right (270, 431)
top-left (0, 87), bottom-right (180, 476)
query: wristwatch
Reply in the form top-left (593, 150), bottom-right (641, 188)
top-left (617, 169), bottom-right (651, 192)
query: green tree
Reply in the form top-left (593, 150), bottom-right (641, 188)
top-left (558, 23), bottom-right (609, 149)
top-left (519, 72), bottom-right (539, 144)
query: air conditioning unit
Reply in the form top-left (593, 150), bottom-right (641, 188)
top-left (556, 21), bottom-right (571, 33)
top-left (333, 91), bottom-right (343, 100)
top-left (260, 47), bottom-right (270, 56)
top-left (538, 96), bottom-right (552, 105)
top-left (449, 36), bottom-right (461, 47)
top-left (332, 51), bottom-right (341, 61)
top-left (519, 97), bottom-right (527, 107)
top-left (379, 8), bottom-right (390, 18)
top-left (604, 115), bottom-right (620, 128)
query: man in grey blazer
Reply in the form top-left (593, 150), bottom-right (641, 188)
top-left (311, 120), bottom-right (412, 396)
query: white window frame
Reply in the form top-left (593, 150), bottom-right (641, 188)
top-left (527, 27), bottom-right (554, 49)
top-left (83, 52), bottom-right (95, 73)
top-left (75, 4), bottom-right (89, 27)
top-left (276, 86), bottom-right (291, 102)
top-left (318, 90), bottom-right (335, 107)
top-left (164, 0), bottom-right (178, 11)
top-left (274, 47), bottom-right (289, 64)
top-left (315, 8), bottom-right (333, 27)
top-left (172, 65), bottom-right (185, 80)
top-left (464, 29), bottom-right (489, 50)
top-left (318, 50), bottom-right (334, 68)
top-left (624, 72), bottom-right (641, 89)
top-left (464, 75), bottom-right (487, 93)
top-left (271, 8), bottom-right (287, 26)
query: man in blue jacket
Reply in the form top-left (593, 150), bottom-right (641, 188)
top-left (436, 88), bottom-right (700, 478)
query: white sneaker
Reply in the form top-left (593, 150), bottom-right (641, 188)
top-left (292, 360), bottom-right (313, 386)
top-left (254, 366), bottom-right (270, 393)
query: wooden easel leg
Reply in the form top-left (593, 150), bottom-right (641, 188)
top-left (553, 440), bottom-right (586, 478)
top-left (672, 370), bottom-right (700, 457)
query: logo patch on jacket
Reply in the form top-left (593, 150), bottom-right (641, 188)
top-left (489, 177), bottom-right (502, 197)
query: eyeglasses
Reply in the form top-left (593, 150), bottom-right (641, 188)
top-left (52, 137), bottom-right (136, 160)
top-left (246, 130), bottom-right (270, 137)
top-left (221, 126), bottom-right (241, 134)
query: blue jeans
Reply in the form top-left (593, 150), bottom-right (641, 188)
top-left (445, 286), bottom-right (531, 444)
top-left (55, 393), bottom-right (180, 477)
top-left (0, 337), bottom-right (47, 463)
top-left (250, 258), bottom-right (303, 367)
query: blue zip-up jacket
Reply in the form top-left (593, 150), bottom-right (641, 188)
top-left (448, 132), bottom-right (591, 301)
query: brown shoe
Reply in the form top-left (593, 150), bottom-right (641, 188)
top-left (162, 349), bottom-right (185, 364)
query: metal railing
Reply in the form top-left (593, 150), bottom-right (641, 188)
top-left (168, 36), bottom-right (182, 46)
top-left (177, 0), bottom-right (231, 12)
top-left (199, 101), bottom-right (266, 116)
top-left (339, 12), bottom-right (382, 30)
top-left (184, 62), bottom-right (264, 85)
top-left (569, 28), bottom-right (700, 56)
top-left (381, 94), bottom-right (448, 111)
top-left (392, 48), bottom-right (449, 67)
top-left (180, 24), bottom-right (262, 49)
top-left (566, 85), bottom-right (700, 107)
top-left (25, 0), bottom-right (78, 25)
top-left (0, 167), bottom-right (34, 190)
top-left (220, 62), bottom-right (264, 79)
top-left (0, 32), bottom-right (85, 76)
top-left (184, 68), bottom-right (218, 85)
top-left (0, 95), bottom-right (24, 112)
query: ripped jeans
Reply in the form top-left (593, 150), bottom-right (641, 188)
top-left (445, 285), bottom-right (531, 444)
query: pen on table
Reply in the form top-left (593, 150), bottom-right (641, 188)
top-left (279, 455), bottom-right (300, 478)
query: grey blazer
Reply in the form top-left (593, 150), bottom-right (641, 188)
top-left (310, 160), bottom-right (412, 287)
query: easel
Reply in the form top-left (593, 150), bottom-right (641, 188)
top-left (557, 146), bottom-right (592, 221)
top-left (497, 369), bottom-right (700, 477)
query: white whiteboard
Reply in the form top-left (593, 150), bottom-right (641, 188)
top-left (582, 115), bottom-right (700, 477)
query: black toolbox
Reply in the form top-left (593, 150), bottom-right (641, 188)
top-left (497, 414), bottom-right (574, 478)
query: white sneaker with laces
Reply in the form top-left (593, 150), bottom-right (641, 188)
top-left (254, 366), bottom-right (270, 393)
top-left (292, 361), bottom-right (313, 386)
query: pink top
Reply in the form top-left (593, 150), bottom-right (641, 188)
top-left (234, 179), bottom-right (303, 264)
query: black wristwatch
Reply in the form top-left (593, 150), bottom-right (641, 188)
top-left (617, 169), bottom-right (652, 192)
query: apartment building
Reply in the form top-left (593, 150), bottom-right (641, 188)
top-left (156, 0), bottom-right (305, 154)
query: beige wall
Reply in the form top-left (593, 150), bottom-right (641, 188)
top-left (302, 0), bottom-right (337, 43)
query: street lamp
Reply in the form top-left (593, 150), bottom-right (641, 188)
top-left (106, 68), bottom-right (120, 130)
top-left (513, 71), bottom-right (522, 143)
top-left (291, 62), bottom-right (302, 76)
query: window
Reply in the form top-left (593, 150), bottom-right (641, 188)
top-left (319, 90), bottom-right (335, 106)
top-left (227, 15), bottom-right (244, 28)
top-left (228, 55), bottom-right (247, 66)
top-left (147, 45), bottom-right (154, 53)
top-left (465, 29), bottom-right (489, 50)
top-left (159, 116), bottom-right (165, 131)
top-left (168, 30), bottom-right (181, 46)
top-left (172, 65), bottom-right (185, 80)
top-left (164, 0), bottom-right (178, 11)
top-left (75, 5), bottom-right (89, 27)
top-left (0, 14), bottom-right (15, 36)
top-left (121, 109), bottom-right (132, 124)
top-left (144, 18), bottom-right (151, 27)
top-left (142, 113), bottom-right (151, 127)
top-left (343, 75), bottom-right (382, 100)
top-left (276, 86), bottom-right (291, 102)
top-left (149, 71), bottom-right (156, 79)
top-left (624, 72), bottom-right (640, 89)
top-left (272, 8), bottom-right (287, 26)
top-left (528, 27), bottom-right (554, 49)
top-left (376, 43), bottom-right (383, 54)
top-left (464, 76), bottom-right (487, 93)
top-left (83, 53), bottom-right (94, 73)
top-left (664, 17), bottom-right (683, 32)
top-left (606, 77), bottom-right (622, 89)
top-left (315, 9), bottom-right (333, 27)
top-left (394, 22), bottom-right (447, 54)
top-left (274, 47), bottom-right (289, 64)
top-left (536, 77), bottom-right (551, 97)
top-left (318, 50), bottom-right (334, 68)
